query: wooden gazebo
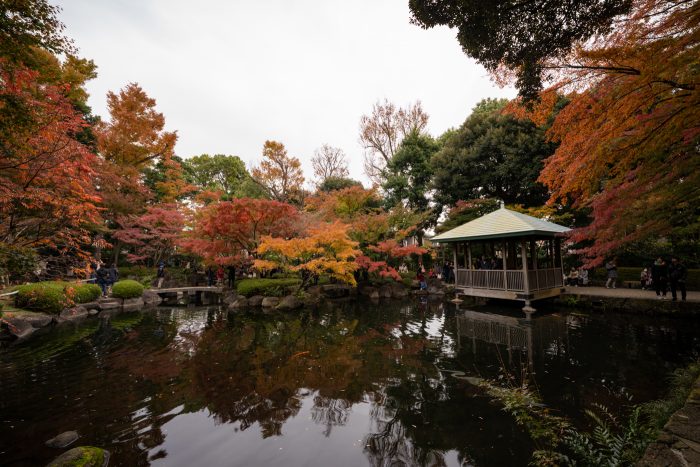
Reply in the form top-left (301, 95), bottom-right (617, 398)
top-left (432, 205), bottom-right (570, 313)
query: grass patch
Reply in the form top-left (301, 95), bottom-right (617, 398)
top-left (16, 281), bottom-right (101, 314)
top-left (236, 278), bottom-right (301, 297)
top-left (111, 280), bottom-right (145, 299)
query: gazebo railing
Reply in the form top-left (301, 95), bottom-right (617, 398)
top-left (455, 268), bottom-right (563, 292)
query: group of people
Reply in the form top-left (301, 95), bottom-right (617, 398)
top-left (89, 261), bottom-right (118, 297)
top-left (642, 256), bottom-right (688, 301)
top-left (204, 265), bottom-right (237, 288)
top-left (565, 266), bottom-right (590, 286)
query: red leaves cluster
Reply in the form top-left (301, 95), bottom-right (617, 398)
top-left (180, 198), bottom-right (302, 266)
top-left (0, 63), bottom-right (101, 254)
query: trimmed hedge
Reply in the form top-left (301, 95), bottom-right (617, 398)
top-left (236, 278), bottom-right (301, 297)
top-left (590, 267), bottom-right (700, 290)
top-left (111, 280), bottom-right (145, 299)
top-left (16, 281), bottom-right (102, 314)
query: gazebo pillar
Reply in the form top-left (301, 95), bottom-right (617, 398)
top-left (521, 239), bottom-right (535, 313)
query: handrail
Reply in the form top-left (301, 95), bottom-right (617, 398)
top-left (0, 290), bottom-right (18, 298)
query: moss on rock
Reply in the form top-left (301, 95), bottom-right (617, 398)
top-left (47, 446), bottom-right (109, 467)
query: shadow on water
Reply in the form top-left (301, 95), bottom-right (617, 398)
top-left (0, 299), bottom-right (698, 466)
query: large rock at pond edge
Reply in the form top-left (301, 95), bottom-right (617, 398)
top-left (46, 446), bottom-right (109, 467)
top-left (142, 290), bottom-right (162, 306)
top-left (121, 297), bottom-right (144, 311)
top-left (379, 285), bottom-right (393, 298)
top-left (321, 284), bottom-right (350, 299)
top-left (248, 295), bottom-right (264, 307)
top-left (427, 286), bottom-right (445, 296)
top-left (45, 431), bottom-right (79, 448)
top-left (391, 285), bottom-right (409, 298)
top-left (228, 297), bottom-right (249, 309)
top-left (261, 297), bottom-right (280, 308)
top-left (97, 298), bottom-right (120, 311)
top-left (59, 306), bottom-right (88, 322)
top-left (359, 286), bottom-right (379, 299)
top-left (2, 311), bottom-right (53, 340)
top-left (222, 291), bottom-right (238, 305)
top-left (276, 295), bottom-right (302, 311)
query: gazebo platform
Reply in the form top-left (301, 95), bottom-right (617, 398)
top-left (433, 204), bottom-right (570, 313)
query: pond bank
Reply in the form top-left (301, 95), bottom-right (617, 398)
top-left (555, 286), bottom-right (700, 316)
top-left (638, 373), bottom-right (700, 466)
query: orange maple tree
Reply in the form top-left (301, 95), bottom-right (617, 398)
top-left (254, 221), bottom-right (361, 287)
top-left (252, 140), bottom-right (305, 204)
top-left (0, 64), bottom-right (101, 256)
top-left (506, 0), bottom-right (700, 264)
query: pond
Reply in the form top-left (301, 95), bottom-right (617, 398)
top-left (1, 299), bottom-right (699, 466)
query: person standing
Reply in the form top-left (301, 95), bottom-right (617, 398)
top-left (417, 270), bottom-right (427, 290)
top-left (156, 261), bottom-right (166, 288)
top-left (651, 257), bottom-right (668, 299)
top-left (216, 266), bottom-right (225, 286)
top-left (96, 264), bottom-right (110, 297)
top-left (669, 256), bottom-right (687, 302)
top-left (107, 263), bottom-right (119, 295)
top-left (227, 265), bottom-right (236, 289)
top-left (206, 266), bottom-right (215, 287)
top-left (640, 268), bottom-right (650, 290)
top-left (605, 258), bottom-right (618, 289)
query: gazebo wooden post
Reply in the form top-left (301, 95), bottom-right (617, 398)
top-left (521, 239), bottom-right (535, 313)
top-left (502, 240), bottom-right (508, 290)
top-left (453, 244), bottom-right (458, 284)
top-left (467, 242), bottom-right (473, 287)
top-left (555, 237), bottom-right (564, 285)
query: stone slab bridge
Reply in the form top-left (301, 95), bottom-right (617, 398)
top-left (149, 286), bottom-right (224, 306)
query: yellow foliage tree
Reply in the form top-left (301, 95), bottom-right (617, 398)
top-left (254, 222), bottom-right (361, 287)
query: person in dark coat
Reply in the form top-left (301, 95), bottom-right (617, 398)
top-left (651, 257), bottom-right (668, 299)
top-left (107, 263), bottom-right (119, 294)
top-left (206, 266), bottom-right (215, 287)
top-left (96, 265), bottom-right (110, 297)
top-left (156, 261), bottom-right (166, 288)
top-left (227, 265), bottom-right (236, 289)
top-left (669, 256), bottom-right (687, 302)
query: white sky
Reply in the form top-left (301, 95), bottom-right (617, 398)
top-left (58, 0), bottom-right (516, 186)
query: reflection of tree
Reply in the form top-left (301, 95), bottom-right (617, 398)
top-left (311, 396), bottom-right (352, 437)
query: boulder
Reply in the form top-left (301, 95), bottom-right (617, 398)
top-left (379, 285), bottom-right (393, 298)
top-left (46, 446), bottom-right (109, 467)
top-left (391, 285), bottom-right (409, 298)
top-left (306, 285), bottom-right (323, 297)
top-left (261, 297), bottom-right (280, 308)
top-left (222, 291), bottom-right (238, 305)
top-left (248, 295), bottom-right (264, 307)
top-left (228, 297), bottom-right (249, 309)
top-left (2, 311), bottom-right (53, 340)
top-left (142, 290), bottom-right (162, 306)
top-left (87, 309), bottom-right (100, 316)
top-left (427, 286), bottom-right (445, 296)
top-left (97, 298), bottom-right (120, 311)
top-left (276, 295), bottom-right (302, 311)
top-left (413, 289), bottom-right (429, 296)
top-left (45, 431), bottom-right (79, 449)
top-left (359, 285), bottom-right (377, 297)
top-left (321, 284), bottom-right (351, 299)
top-left (121, 297), bottom-right (144, 311)
top-left (59, 306), bottom-right (88, 322)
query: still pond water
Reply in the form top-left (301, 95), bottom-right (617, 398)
top-left (1, 299), bottom-right (699, 466)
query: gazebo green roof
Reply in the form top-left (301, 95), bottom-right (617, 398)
top-left (432, 206), bottom-right (570, 243)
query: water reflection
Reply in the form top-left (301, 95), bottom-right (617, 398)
top-left (1, 300), bottom-right (698, 466)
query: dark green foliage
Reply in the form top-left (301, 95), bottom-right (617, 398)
top-left (181, 154), bottom-right (250, 197)
top-left (435, 198), bottom-right (500, 234)
top-left (642, 362), bottom-right (700, 432)
top-left (317, 177), bottom-right (363, 192)
top-left (588, 267), bottom-right (700, 290)
top-left (0, 0), bottom-right (75, 65)
top-left (143, 155), bottom-right (186, 201)
top-left (236, 278), bottom-right (301, 297)
top-left (0, 243), bottom-right (37, 280)
top-left (111, 280), bottom-right (145, 299)
top-left (408, 0), bottom-right (632, 101)
top-left (383, 131), bottom-right (439, 213)
top-left (431, 99), bottom-right (552, 210)
top-left (16, 281), bottom-right (101, 314)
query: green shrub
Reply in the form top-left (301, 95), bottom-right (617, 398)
top-left (111, 280), bottom-right (145, 299)
top-left (16, 281), bottom-right (101, 314)
top-left (236, 278), bottom-right (301, 297)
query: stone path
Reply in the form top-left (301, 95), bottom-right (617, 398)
top-left (563, 286), bottom-right (700, 303)
top-left (638, 374), bottom-right (700, 466)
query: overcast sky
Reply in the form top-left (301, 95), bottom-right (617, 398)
top-left (58, 0), bottom-right (515, 186)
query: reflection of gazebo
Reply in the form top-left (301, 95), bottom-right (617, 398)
top-left (432, 205), bottom-right (570, 312)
